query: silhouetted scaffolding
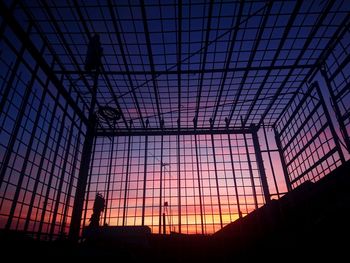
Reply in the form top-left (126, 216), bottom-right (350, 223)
top-left (0, 0), bottom-right (349, 240)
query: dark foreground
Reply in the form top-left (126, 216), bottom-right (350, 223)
top-left (1, 161), bottom-right (349, 262)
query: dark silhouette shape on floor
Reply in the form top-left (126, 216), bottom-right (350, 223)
top-left (84, 34), bottom-right (103, 71)
top-left (89, 193), bottom-right (105, 228)
top-left (1, 161), bottom-right (349, 262)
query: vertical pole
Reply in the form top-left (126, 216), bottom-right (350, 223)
top-left (162, 212), bottom-right (166, 235)
top-left (194, 133), bottom-right (204, 234)
top-left (0, 0), bottom-right (18, 40)
top-left (252, 127), bottom-right (270, 203)
top-left (158, 134), bottom-right (164, 234)
top-left (37, 112), bottom-right (67, 238)
top-left (177, 127), bottom-right (181, 233)
top-left (23, 84), bottom-right (61, 231)
top-left (82, 138), bottom-right (97, 230)
top-left (274, 127), bottom-right (292, 192)
top-left (0, 62), bottom-right (14, 127)
top-left (210, 133), bottom-right (223, 229)
top-left (243, 131), bottom-right (258, 210)
top-left (104, 136), bottom-right (115, 226)
top-left (262, 125), bottom-right (280, 198)
top-left (319, 67), bottom-right (350, 153)
top-left (227, 133), bottom-right (242, 218)
top-left (122, 130), bottom-right (132, 226)
top-left (5, 46), bottom-right (48, 230)
top-left (0, 23), bottom-right (31, 127)
top-left (314, 81), bottom-right (346, 162)
top-left (60, 122), bottom-right (83, 236)
top-left (0, 23), bottom-right (33, 189)
top-left (141, 134), bottom-right (148, 226)
top-left (49, 119), bottom-right (76, 239)
top-left (69, 71), bottom-right (98, 240)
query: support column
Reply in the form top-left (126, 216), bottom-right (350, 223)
top-left (122, 126), bottom-right (132, 226)
top-left (69, 72), bottom-right (99, 240)
top-left (210, 133), bottom-right (223, 229)
top-left (227, 133), bottom-right (242, 219)
top-left (243, 132), bottom-right (258, 210)
top-left (104, 136), bottom-right (115, 226)
top-left (194, 133), bottom-right (204, 234)
top-left (60, 122), bottom-right (83, 236)
top-left (319, 67), bottom-right (350, 153)
top-left (158, 134), bottom-right (164, 234)
top-left (273, 127), bottom-right (292, 192)
top-left (82, 138), bottom-right (98, 230)
top-left (4, 46), bottom-right (46, 230)
top-left (49, 119), bottom-right (76, 239)
top-left (252, 127), bottom-right (270, 203)
top-left (141, 131), bottom-right (148, 226)
top-left (314, 81), bottom-right (346, 163)
top-left (177, 120), bottom-right (181, 233)
top-left (0, 23), bottom-right (33, 189)
top-left (262, 125), bottom-right (280, 198)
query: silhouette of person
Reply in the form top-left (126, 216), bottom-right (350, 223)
top-left (89, 193), bottom-right (105, 228)
top-left (84, 34), bottom-right (103, 71)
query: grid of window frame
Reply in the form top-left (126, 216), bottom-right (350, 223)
top-left (274, 82), bottom-right (344, 188)
top-left (14, 0), bottom-right (350, 130)
top-left (0, 22), bottom-right (86, 240)
top-left (85, 132), bottom-right (265, 234)
top-left (322, 20), bottom-right (350, 153)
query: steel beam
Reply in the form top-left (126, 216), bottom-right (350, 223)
top-left (262, 125), bottom-right (280, 198)
top-left (211, 1), bottom-right (243, 125)
top-left (227, 133), bottom-right (242, 218)
top-left (104, 136), bottom-right (115, 226)
top-left (71, 0), bottom-right (130, 129)
top-left (122, 133), bottom-right (132, 226)
top-left (243, 131), bottom-right (258, 210)
top-left (226, 0), bottom-right (273, 126)
top-left (41, 0), bottom-right (115, 130)
top-left (273, 127), bottom-right (292, 192)
top-left (177, 132), bottom-right (181, 233)
top-left (252, 128), bottom-right (270, 203)
top-left (275, 13), bottom-right (350, 134)
top-left (141, 134), bottom-right (149, 226)
top-left (53, 64), bottom-right (314, 77)
top-left (69, 72), bottom-right (99, 240)
top-left (258, 0), bottom-right (335, 127)
top-left (37, 110), bottom-right (69, 238)
top-left (0, 0), bottom-right (18, 40)
top-left (194, 133), bottom-right (204, 234)
top-left (23, 74), bottom-right (63, 231)
top-left (95, 127), bottom-right (254, 137)
top-left (49, 118), bottom-right (76, 239)
top-left (5, 49), bottom-right (49, 230)
top-left (0, 76), bottom-right (33, 191)
top-left (177, 0), bottom-right (182, 127)
top-left (320, 67), bottom-right (350, 152)
top-left (210, 133), bottom-right (223, 228)
top-left (0, 42), bottom-right (27, 123)
top-left (140, 0), bottom-right (163, 126)
top-left (194, 0), bottom-right (214, 122)
top-left (0, 1), bottom-right (88, 124)
top-left (314, 81), bottom-right (345, 163)
top-left (106, 0), bottom-right (145, 128)
top-left (60, 121), bottom-right (83, 236)
top-left (19, 1), bottom-right (92, 118)
top-left (158, 134), bottom-right (164, 234)
top-left (290, 148), bottom-right (337, 185)
top-left (82, 138), bottom-right (98, 229)
top-left (242, 0), bottom-right (302, 127)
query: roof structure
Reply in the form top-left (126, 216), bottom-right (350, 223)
top-left (17, 0), bottom-right (350, 132)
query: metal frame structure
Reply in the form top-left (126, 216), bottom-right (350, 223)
top-left (0, 0), bottom-right (349, 239)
